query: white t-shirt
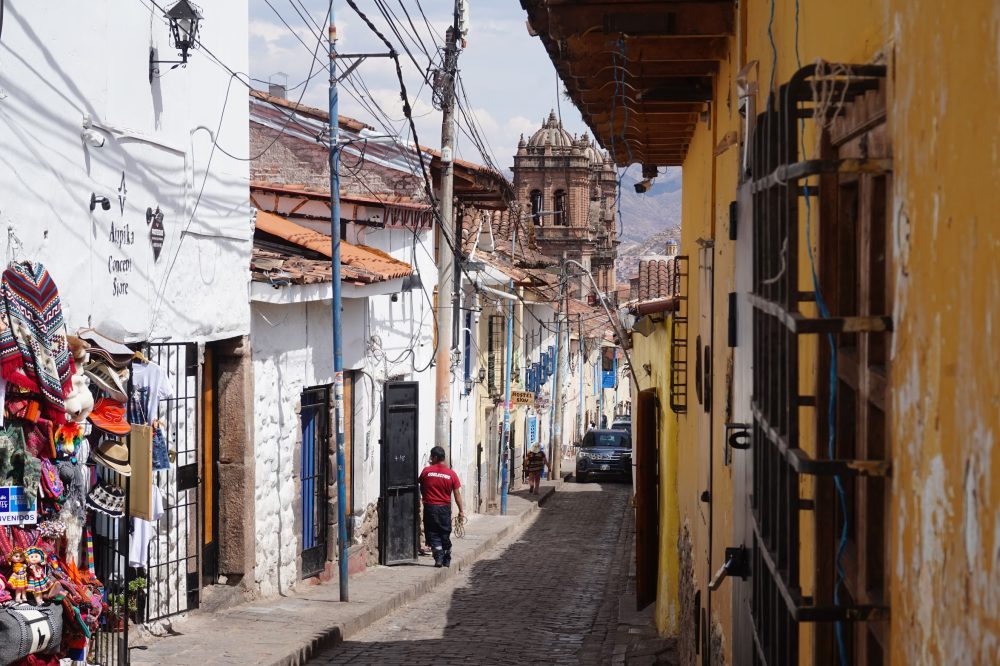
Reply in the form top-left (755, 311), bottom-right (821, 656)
top-left (128, 485), bottom-right (165, 569)
top-left (130, 362), bottom-right (173, 424)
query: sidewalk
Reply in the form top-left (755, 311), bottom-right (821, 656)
top-left (130, 483), bottom-right (558, 666)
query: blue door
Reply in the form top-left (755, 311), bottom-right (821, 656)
top-left (300, 386), bottom-right (330, 578)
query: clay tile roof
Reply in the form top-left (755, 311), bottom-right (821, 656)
top-left (254, 210), bottom-right (413, 284)
top-left (637, 256), bottom-right (677, 303)
top-left (250, 89), bottom-right (371, 132)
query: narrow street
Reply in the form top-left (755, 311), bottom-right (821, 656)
top-left (312, 482), bottom-right (675, 666)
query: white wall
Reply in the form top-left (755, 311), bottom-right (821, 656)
top-left (250, 225), bottom-right (436, 595)
top-left (0, 2), bottom-right (251, 342)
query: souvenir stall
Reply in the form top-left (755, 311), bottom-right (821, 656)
top-left (0, 261), bottom-right (169, 666)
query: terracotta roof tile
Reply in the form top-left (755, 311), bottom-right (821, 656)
top-left (254, 210), bottom-right (413, 283)
top-left (637, 256), bottom-right (677, 302)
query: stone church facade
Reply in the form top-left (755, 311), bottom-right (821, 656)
top-left (512, 111), bottom-right (619, 300)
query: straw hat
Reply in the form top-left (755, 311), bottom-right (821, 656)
top-left (90, 439), bottom-right (132, 476)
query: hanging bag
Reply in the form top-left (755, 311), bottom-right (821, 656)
top-left (0, 603), bottom-right (63, 665)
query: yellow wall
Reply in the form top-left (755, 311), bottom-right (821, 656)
top-left (669, 0), bottom-right (1000, 663)
top-left (631, 317), bottom-right (681, 636)
top-left (886, 1), bottom-right (1000, 661)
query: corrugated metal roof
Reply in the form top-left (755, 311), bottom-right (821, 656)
top-left (254, 210), bottom-right (413, 284)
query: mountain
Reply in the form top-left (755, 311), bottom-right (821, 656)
top-left (615, 167), bottom-right (682, 281)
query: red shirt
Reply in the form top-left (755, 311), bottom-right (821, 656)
top-left (419, 463), bottom-right (461, 506)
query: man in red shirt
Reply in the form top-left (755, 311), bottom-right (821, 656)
top-left (418, 446), bottom-right (464, 567)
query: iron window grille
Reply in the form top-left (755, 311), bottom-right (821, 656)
top-left (747, 63), bottom-right (891, 666)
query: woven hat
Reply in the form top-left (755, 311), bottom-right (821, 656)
top-left (77, 328), bottom-right (133, 369)
top-left (90, 439), bottom-right (131, 476)
top-left (87, 398), bottom-right (130, 436)
top-left (86, 483), bottom-right (125, 518)
top-left (83, 360), bottom-right (128, 403)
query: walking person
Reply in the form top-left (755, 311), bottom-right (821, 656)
top-left (523, 443), bottom-right (550, 495)
top-left (418, 446), bottom-right (464, 568)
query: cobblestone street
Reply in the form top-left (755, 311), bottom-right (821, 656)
top-left (312, 481), bottom-right (676, 666)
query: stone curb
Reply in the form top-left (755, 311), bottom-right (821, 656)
top-left (268, 483), bottom-right (558, 666)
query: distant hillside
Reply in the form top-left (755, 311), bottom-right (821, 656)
top-left (616, 167), bottom-right (682, 281)
top-left (617, 167), bottom-right (682, 243)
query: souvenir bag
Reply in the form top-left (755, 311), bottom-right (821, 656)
top-left (0, 603), bottom-right (63, 664)
top-left (129, 424), bottom-right (154, 520)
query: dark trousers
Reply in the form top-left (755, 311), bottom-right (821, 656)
top-left (423, 503), bottom-right (453, 566)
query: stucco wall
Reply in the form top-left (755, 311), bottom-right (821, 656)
top-left (0, 2), bottom-right (251, 342)
top-left (667, 0), bottom-right (999, 663)
top-left (887, 2), bottom-right (1000, 661)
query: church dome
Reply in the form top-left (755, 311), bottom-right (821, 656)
top-left (528, 110), bottom-right (574, 148)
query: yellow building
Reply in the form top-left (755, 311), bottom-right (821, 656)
top-left (523, 0), bottom-right (1000, 663)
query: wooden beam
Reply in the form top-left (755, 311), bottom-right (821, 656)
top-left (546, 2), bottom-right (733, 39)
top-left (564, 59), bottom-right (720, 80)
top-left (564, 34), bottom-right (729, 62)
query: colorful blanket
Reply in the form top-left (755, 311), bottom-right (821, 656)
top-left (0, 262), bottom-right (73, 420)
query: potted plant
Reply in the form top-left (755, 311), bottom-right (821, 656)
top-left (104, 576), bottom-right (147, 630)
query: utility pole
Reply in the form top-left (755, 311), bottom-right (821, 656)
top-left (434, 2), bottom-right (463, 458)
top-left (550, 254), bottom-right (568, 480)
top-left (327, 4), bottom-right (348, 602)
top-left (578, 313), bottom-right (584, 442)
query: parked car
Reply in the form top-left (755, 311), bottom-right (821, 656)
top-left (610, 416), bottom-right (631, 432)
top-left (575, 429), bottom-right (632, 483)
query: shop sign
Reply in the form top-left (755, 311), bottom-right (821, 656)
top-left (511, 390), bottom-right (534, 406)
top-left (0, 485), bottom-right (37, 525)
top-left (147, 206), bottom-right (166, 261)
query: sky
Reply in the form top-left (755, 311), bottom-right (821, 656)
top-left (247, 0), bottom-right (594, 174)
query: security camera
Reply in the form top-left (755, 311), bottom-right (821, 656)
top-left (633, 178), bottom-right (653, 194)
top-left (90, 193), bottom-right (112, 212)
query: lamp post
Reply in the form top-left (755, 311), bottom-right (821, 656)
top-left (149, 0), bottom-right (203, 82)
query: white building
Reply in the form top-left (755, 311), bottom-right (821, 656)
top-left (0, 0), bottom-right (254, 627)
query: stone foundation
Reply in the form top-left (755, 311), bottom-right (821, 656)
top-left (356, 502), bottom-right (380, 568)
top-left (678, 524), bottom-right (698, 666)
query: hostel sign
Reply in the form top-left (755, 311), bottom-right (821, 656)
top-left (0, 486), bottom-right (37, 525)
top-left (511, 390), bottom-right (534, 407)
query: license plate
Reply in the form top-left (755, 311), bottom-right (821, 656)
top-left (600, 464), bottom-right (610, 471)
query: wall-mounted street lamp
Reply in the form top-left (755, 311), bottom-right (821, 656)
top-left (149, 0), bottom-right (204, 82)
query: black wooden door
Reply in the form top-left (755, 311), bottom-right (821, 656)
top-left (379, 381), bottom-right (419, 565)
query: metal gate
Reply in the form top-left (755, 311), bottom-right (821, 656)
top-left (142, 342), bottom-right (201, 622)
top-left (300, 386), bottom-right (330, 578)
top-left (379, 381), bottom-right (419, 565)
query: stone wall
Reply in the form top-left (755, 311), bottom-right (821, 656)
top-left (356, 501), bottom-right (380, 568)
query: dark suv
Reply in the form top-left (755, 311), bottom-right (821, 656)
top-left (575, 429), bottom-right (632, 483)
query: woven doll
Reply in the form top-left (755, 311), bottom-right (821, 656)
top-left (7, 547), bottom-right (28, 603)
top-left (25, 546), bottom-right (52, 605)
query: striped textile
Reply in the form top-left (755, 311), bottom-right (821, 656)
top-left (0, 262), bottom-right (73, 420)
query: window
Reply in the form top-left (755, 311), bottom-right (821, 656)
top-left (554, 189), bottom-right (567, 226)
top-left (530, 189), bottom-right (543, 226)
top-left (581, 430), bottom-right (631, 449)
top-left (745, 64), bottom-right (891, 665)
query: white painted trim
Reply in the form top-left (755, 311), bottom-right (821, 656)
top-left (250, 278), bottom-right (405, 303)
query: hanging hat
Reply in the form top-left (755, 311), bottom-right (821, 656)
top-left (88, 398), bottom-right (131, 436)
top-left (90, 439), bottom-right (131, 476)
top-left (86, 483), bottom-right (125, 518)
top-left (77, 328), bottom-right (133, 369)
top-left (83, 360), bottom-right (128, 403)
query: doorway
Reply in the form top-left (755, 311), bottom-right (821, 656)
top-left (379, 381), bottom-right (420, 565)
